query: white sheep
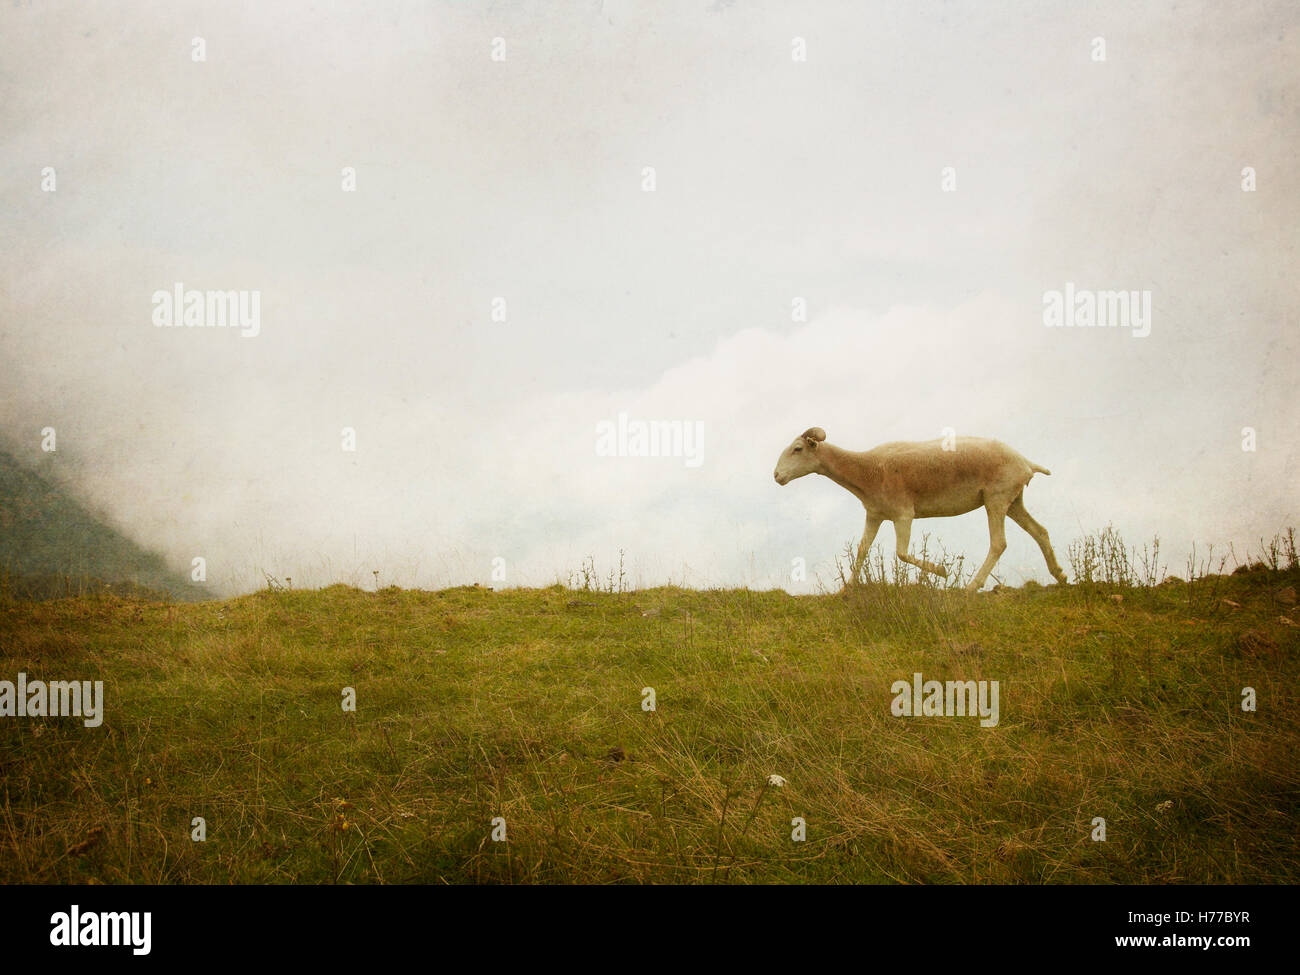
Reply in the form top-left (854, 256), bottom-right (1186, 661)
top-left (774, 428), bottom-right (1068, 591)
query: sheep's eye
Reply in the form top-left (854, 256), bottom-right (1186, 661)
top-left (793, 446), bottom-right (802, 453)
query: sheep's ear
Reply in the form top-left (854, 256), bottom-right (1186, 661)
top-left (801, 427), bottom-right (826, 444)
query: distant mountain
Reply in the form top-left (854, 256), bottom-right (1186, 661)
top-left (0, 448), bottom-right (204, 601)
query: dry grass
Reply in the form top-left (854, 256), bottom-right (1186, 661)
top-left (1, 533), bottom-right (1298, 884)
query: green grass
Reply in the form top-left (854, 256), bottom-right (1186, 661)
top-left (1, 557), bottom-right (1297, 884)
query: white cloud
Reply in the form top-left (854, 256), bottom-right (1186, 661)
top-left (1, 0), bottom-right (1295, 595)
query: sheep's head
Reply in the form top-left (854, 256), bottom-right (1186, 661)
top-left (773, 427), bottom-right (826, 485)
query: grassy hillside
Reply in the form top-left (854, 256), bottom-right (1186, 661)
top-left (0, 448), bottom-right (204, 602)
top-left (2, 546), bottom-right (1297, 884)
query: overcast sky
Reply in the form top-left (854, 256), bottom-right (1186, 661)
top-left (2, 0), bottom-right (1296, 595)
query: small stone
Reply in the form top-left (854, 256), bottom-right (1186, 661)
top-left (1236, 629), bottom-right (1278, 657)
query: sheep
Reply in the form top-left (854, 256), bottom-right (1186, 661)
top-left (773, 427), bottom-right (1068, 592)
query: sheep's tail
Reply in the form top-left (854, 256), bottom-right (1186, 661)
top-left (1030, 462), bottom-right (1052, 476)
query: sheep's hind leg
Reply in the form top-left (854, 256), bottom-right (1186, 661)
top-left (1008, 495), bottom-right (1068, 585)
top-left (966, 499), bottom-right (1012, 592)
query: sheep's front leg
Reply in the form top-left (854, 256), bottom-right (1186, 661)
top-left (894, 517), bottom-right (948, 578)
top-left (850, 513), bottom-right (883, 583)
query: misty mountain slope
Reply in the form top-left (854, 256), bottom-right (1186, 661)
top-left (0, 449), bottom-right (204, 600)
